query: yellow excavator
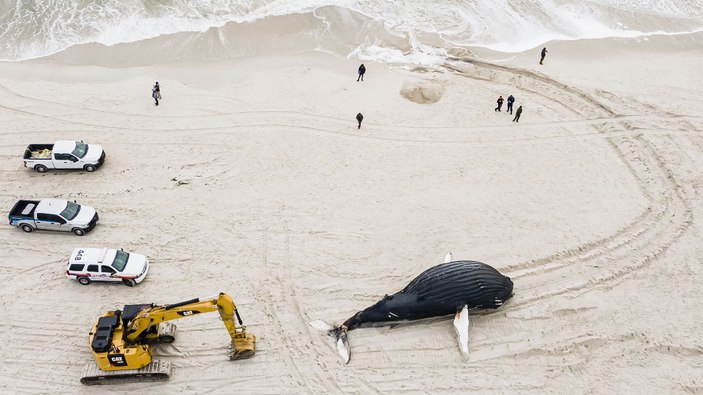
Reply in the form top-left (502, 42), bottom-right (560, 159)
top-left (80, 292), bottom-right (256, 385)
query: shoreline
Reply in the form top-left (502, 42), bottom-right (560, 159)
top-left (3, 1), bottom-right (703, 63)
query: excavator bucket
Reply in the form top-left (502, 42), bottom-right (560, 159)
top-left (229, 332), bottom-right (256, 360)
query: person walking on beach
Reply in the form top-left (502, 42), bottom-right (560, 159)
top-left (357, 64), bottom-right (366, 81)
top-left (512, 105), bottom-right (523, 122)
top-left (154, 82), bottom-right (161, 99)
top-left (356, 112), bottom-right (364, 129)
top-left (152, 84), bottom-right (159, 106)
top-left (506, 95), bottom-right (515, 114)
top-left (495, 95), bottom-right (504, 112)
top-left (540, 47), bottom-right (548, 65)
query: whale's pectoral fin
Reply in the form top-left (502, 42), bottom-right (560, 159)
top-left (444, 252), bottom-right (453, 263)
top-left (453, 305), bottom-right (470, 357)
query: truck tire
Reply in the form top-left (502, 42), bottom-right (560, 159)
top-left (84, 164), bottom-right (96, 172)
top-left (21, 224), bottom-right (34, 233)
top-left (72, 228), bottom-right (86, 236)
top-left (35, 164), bottom-right (47, 173)
top-left (78, 277), bottom-right (91, 285)
top-left (122, 278), bottom-right (136, 287)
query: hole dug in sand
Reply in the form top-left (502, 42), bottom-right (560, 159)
top-left (400, 80), bottom-right (444, 104)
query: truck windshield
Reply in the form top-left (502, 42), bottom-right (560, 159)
top-left (71, 142), bottom-right (89, 158)
top-left (111, 251), bottom-right (130, 271)
top-left (59, 201), bottom-right (81, 220)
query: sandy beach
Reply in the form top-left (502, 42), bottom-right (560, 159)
top-left (1, 25), bottom-right (702, 394)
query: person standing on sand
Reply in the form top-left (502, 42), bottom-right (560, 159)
top-left (495, 95), bottom-right (504, 112)
top-left (357, 64), bottom-right (366, 81)
top-left (512, 106), bottom-right (523, 122)
top-left (540, 47), bottom-right (548, 65)
top-left (152, 85), bottom-right (159, 106)
top-left (356, 113), bottom-right (364, 129)
top-left (154, 82), bottom-right (161, 99)
top-left (506, 95), bottom-right (515, 114)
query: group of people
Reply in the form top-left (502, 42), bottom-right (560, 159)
top-left (490, 47), bottom-right (549, 123)
top-left (490, 47), bottom-right (548, 122)
top-left (356, 63), bottom-right (366, 128)
top-left (495, 95), bottom-right (523, 122)
top-left (354, 61), bottom-right (525, 129)
top-left (150, 48), bottom-right (548, 125)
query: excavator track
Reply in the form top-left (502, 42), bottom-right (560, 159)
top-left (80, 360), bottom-right (172, 385)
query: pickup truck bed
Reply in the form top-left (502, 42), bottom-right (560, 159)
top-left (24, 144), bottom-right (53, 159)
top-left (9, 200), bottom-right (40, 219)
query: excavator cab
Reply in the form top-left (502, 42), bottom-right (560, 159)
top-left (121, 304), bottom-right (152, 326)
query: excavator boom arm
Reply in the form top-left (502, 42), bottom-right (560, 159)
top-left (125, 293), bottom-right (245, 344)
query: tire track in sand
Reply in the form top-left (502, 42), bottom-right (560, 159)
top-left (256, 221), bottom-right (344, 395)
top-left (414, 59), bottom-right (698, 369)
top-left (446, 58), bottom-right (695, 308)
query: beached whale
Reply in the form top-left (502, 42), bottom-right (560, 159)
top-left (310, 253), bottom-right (514, 363)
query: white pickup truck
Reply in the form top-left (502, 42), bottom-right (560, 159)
top-left (23, 140), bottom-right (105, 173)
top-left (8, 199), bottom-right (99, 236)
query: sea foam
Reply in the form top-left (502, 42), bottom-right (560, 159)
top-left (1, 0), bottom-right (701, 62)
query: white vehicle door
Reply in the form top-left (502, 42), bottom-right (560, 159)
top-left (53, 153), bottom-right (79, 169)
top-left (86, 264), bottom-right (101, 281)
top-left (100, 265), bottom-right (117, 282)
top-left (35, 213), bottom-right (68, 231)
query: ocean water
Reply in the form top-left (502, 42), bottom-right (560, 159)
top-left (1, 0), bottom-right (702, 62)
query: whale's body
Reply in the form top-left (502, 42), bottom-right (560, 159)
top-left (342, 261), bottom-right (513, 330)
top-left (311, 258), bottom-right (514, 363)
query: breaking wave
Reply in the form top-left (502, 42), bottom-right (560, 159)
top-left (1, 0), bottom-right (702, 62)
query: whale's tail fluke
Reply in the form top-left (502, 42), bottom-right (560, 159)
top-left (309, 320), bottom-right (351, 364)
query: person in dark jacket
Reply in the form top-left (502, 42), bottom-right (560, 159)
top-left (356, 113), bottom-right (364, 129)
top-left (512, 105), bottom-right (523, 122)
top-left (154, 82), bottom-right (161, 99)
top-left (540, 47), bottom-right (548, 65)
top-left (495, 95), bottom-right (504, 112)
top-left (152, 85), bottom-right (159, 106)
top-left (506, 95), bottom-right (515, 114)
top-left (357, 64), bottom-right (366, 81)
